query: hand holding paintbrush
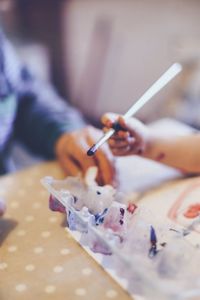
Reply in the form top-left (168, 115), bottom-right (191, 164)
top-left (101, 67), bottom-right (200, 176)
top-left (87, 63), bottom-right (182, 156)
top-left (87, 63), bottom-right (200, 179)
top-left (101, 113), bottom-right (151, 157)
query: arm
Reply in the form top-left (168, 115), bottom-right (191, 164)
top-left (102, 113), bottom-right (200, 174)
top-left (4, 35), bottom-right (116, 185)
top-left (143, 133), bottom-right (200, 174)
top-left (2, 34), bottom-right (85, 158)
top-left (15, 75), bottom-right (86, 159)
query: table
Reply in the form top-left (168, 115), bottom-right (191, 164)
top-left (0, 118), bottom-right (194, 300)
top-left (0, 161), bottom-right (135, 300)
top-left (0, 156), bottom-right (184, 300)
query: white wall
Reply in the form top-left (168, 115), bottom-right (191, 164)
top-left (62, 0), bottom-right (200, 122)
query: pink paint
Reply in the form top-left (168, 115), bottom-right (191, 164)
top-left (49, 194), bottom-right (66, 213)
top-left (184, 203), bottom-right (200, 219)
top-left (91, 241), bottom-right (112, 255)
top-left (104, 221), bottom-right (122, 232)
top-left (168, 179), bottom-right (200, 232)
top-left (155, 152), bottom-right (165, 161)
top-left (127, 203), bottom-right (137, 214)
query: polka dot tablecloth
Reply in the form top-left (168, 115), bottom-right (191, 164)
top-left (0, 161), bottom-right (132, 300)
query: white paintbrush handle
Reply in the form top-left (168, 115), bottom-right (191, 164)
top-left (87, 63), bottom-right (182, 156)
top-left (124, 63), bottom-right (182, 119)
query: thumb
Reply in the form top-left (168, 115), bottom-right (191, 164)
top-left (101, 113), bottom-right (120, 127)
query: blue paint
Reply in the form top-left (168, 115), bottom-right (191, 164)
top-left (94, 208), bottom-right (108, 226)
top-left (148, 226), bottom-right (158, 258)
top-left (150, 226), bottom-right (157, 244)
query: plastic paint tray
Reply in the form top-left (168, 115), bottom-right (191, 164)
top-left (41, 176), bottom-right (200, 300)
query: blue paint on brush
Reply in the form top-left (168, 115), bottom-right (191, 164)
top-left (148, 226), bottom-right (158, 258)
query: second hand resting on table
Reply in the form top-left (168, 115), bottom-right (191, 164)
top-left (0, 127), bottom-right (116, 218)
top-left (55, 125), bottom-right (116, 187)
top-left (102, 113), bottom-right (200, 175)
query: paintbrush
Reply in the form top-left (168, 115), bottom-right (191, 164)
top-left (87, 63), bottom-right (182, 156)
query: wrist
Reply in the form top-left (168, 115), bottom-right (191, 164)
top-left (142, 129), bottom-right (156, 158)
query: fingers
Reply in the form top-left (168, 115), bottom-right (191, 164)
top-left (118, 116), bottom-right (127, 129)
top-left (69, 135), bottom-right (97, 173)
top-left (108, 131), bottom-right (143, 156)
top-left (56, 132), bottom-right (97, 176)
top-left (102, 114), bottom-right (129, 143)
top-left (101, 113), bottom-right (127, 133)
top-left (111, 146), bottom-right (132, 156)
top-left (55, 128), bottom-right (117, 186)
top-left (56, 128), bottom-right (115, 185)
top-left (101, 113), bottom-right (150, 157)
top-left (57, 154), bottom-right (82, 176)
top-left (103, 126), bottom-right (133, 157)
top-left (86, 127), bottom-right (116, 186)
top-left (103, 127), bottom-right (129, 139)
top-left (55, 134), bottom-right (82, 176)
top-left (108, 136), bottom-right (135, 149)
top-left (101, 112), bottom-right (119, 127)
top-left (93, 146), bottom-right (116, 186)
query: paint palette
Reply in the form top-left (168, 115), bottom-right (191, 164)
top-left (41, 174), bottom-right (200, 300)
top-left (168, 181), bottom-right (200, 232)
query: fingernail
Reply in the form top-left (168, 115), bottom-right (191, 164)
top-left (119, 116), bottom-right (126, 126)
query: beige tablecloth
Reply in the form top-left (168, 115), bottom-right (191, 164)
top-left (0, 161), bottom-right (131, 300)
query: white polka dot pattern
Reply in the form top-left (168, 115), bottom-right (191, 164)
top-left (25, 216), bottom-right (34, 222)
top-left (75, 288), bottom-right (86, 296)
top-left (16, 230), bottom-right (26, 236)
top-left (0, 163), bottom-right (127, 300)
top-left (81, 268), bottom-right (92, 276)
top-left (34, 247), bottom-right (44, 254)
top-left (0, 262), bottom-right (8, 270)
top-left (15, 284), bottom-right (27, 292)
top-left (48, 216), bottom-right (57, 223)
top-left (41, 231), bottom-right (51, 238)
top-left (60, 248), bottom-right (70, 255)
top-left (25, 264), bottom-right (35, 272)
top-left (53, 266), bottom-right (63, 273)
top-left (106, 290), bottom-right (118, 298)
top-left (32, 202), bottom-right (41, 209)
top-left (45, 285), bottom-right (56, 294)
top-left (10, 201), bottom-right (19, 208)
top-left (8, 245), bottom-right (17, 252)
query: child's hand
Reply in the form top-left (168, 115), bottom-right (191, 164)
top-left (55, 126), bottom-right (117, 186)
top-left (101, 113), bottom-right (150, 156)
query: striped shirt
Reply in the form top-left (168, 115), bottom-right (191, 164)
top-left (0, 30), bottom-right (85, 174)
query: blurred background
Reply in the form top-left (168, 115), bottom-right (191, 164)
top-left (1, 0), bottom-right (200, 166)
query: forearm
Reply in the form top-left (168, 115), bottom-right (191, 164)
top-left (2, 33), bottom-right (86, 159)
top-left (143, 133), bottom-right (200, 174)
top-left (15, 90), bottom-right (86, 158)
